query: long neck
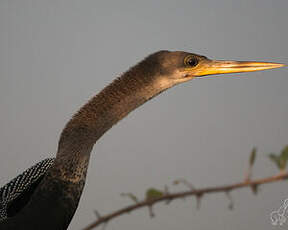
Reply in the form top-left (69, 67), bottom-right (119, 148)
top-left (55, 60), bottom-right (167, 182)
top-left (1, 61), bottom-right (170, 230)
top-left (53, 68), bottom-right (161, 183)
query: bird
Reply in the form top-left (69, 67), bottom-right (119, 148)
top-left (0, 50), bottom-right (284, 229)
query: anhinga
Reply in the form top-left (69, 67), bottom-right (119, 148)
top-left (0, 51), bottom-right (284, 229)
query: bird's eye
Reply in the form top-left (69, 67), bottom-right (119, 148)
top-left (184, 56), bottom-right (198, 67)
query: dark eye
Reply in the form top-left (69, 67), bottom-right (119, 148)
top-left (186, 57), bottom-right (198, 67)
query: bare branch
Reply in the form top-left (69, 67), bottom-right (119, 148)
top-left (82, 172), bottom-right (288, 230)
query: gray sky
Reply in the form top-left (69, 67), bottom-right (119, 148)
top-left (0, 0), bottom-right (287, 229)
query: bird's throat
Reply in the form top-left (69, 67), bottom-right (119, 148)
top-left (53, 64), bottom-right (167, 183)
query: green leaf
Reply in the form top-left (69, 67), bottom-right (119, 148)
top-left (249, 147), bottom-right (257, 167)
top-left (280, 146), bottom-right (288, 168)
top-left (145, 188), bottom-right (164, 201)
top-left (121, 193), bottom-right (139, 203)
top-left (279, 157), bottom-right (286, 170)
top-left (269, 153), bottom-right (281, 169)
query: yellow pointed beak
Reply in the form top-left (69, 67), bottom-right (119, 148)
top-left (192, 59), bottom-right (285, 77)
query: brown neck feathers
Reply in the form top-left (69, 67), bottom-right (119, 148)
top-left (54, 56), bottom-right (165, 183)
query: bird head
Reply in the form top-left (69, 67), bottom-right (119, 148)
top-left (146, 50), bottom-right (285, 89)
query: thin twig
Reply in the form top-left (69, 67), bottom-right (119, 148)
top-left (82, 172), bottom-right (288, 230)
